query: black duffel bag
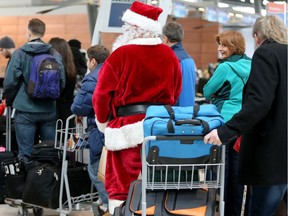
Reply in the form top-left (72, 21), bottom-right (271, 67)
top-left (22, 161), bottom-right (60, 209)
top-left (22, 161), bottom-right (91, 209)
top-left (29, 141), bottom-right (63, 165)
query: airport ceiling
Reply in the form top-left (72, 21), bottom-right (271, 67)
top-left (0, 0), bottom-right (280, 10)
top-left (0, 0), bottom-right (284, 26)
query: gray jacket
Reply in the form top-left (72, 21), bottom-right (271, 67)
top-left (3, 39), bottom-right (65, 113)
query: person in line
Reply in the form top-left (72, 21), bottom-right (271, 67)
top-left (92, 1), bottom-right (182, 214)
top-left (68, 39), bottom-right (88, 93)
top-left (49, 37), bottom-right (77, 127)
top-left (0, 36), bottom-right (17, 149)
top-left (0, 36), bottom-right (16, 64)
top-left (3, 18), bottom-right (65, 160)
top-left (162, 21), bottom-right (196, 106)
top-left (204, 15), bottom-right (287, 216)
top-left (0, 36), bottom-right (16, 95)
top-left (68, 39), bottom-right (87, 79)
top-left (71, 45), bottom-right (110, 216)
top-left (203, 30), bottom-right (251, 216)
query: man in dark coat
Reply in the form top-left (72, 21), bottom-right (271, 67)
top-left (204, 15), bottom-right (287, 216)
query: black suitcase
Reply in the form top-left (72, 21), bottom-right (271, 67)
top-left (0, 107), bottom-right (18, 203)
top-left (22, 161), bottom-right (91, 209)
top-left (0, 151), bottom-right (17, 202)
top-left (114, 180), bottom-right (217, 216)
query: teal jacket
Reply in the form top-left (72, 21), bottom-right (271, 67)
top-left (3, 39), bottom-right (65, 113)
top-left (203, 54), bottom-right (251, 122)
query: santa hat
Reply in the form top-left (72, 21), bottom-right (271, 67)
top-left (122, 1), bottom-right (163, 34)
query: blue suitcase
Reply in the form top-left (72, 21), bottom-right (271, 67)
top-left (143, 104), bottom-right (224, 165)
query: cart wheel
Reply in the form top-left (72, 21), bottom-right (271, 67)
top-left (33, 207), bottom-right (44, 216)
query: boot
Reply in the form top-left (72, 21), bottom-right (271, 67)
top-left (108, 199), bottom-right (124, 215)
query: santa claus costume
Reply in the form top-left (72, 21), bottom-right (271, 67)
top-left (92, 1), bottom-right (182, 214)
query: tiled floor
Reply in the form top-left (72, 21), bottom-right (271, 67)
top-left (0, 203), bottom-right (95, 216)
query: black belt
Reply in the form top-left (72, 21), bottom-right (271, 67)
top-left (117, 104), bottom-right (154, 117)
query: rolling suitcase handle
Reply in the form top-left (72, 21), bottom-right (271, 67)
top-left (240, 185), bottom-right (248, 216)
top-left (5, 106), bottom-right (11, 151)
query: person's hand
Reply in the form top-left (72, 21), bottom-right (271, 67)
top-left (204, 129), bottom-right (222, 145)
top-left (75, 116), bottom-right (83, 125)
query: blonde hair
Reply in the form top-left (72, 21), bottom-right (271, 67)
top-left (216, 31), bottom-right (246, 55)
top-left (253, 15), bottom-right (288, 45)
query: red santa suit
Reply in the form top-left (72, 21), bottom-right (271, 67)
top-left (92, 1), bottom-right (182, 205)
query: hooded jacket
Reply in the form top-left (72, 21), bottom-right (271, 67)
top-left (3, 39), bottom-right (65, 112)
top-left (203, 54), bottom-right (251, 122)
top-left (71, 64), bottom-right (104, 164)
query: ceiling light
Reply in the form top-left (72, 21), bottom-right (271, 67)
top-left (182, 0), bottom-right (200, 3)
top-left (151, 0), bottom-right (158, 5)
top-left (218, 2), bottom-right (229, 8)
top-left (232, 6), bottom-right (255, 14)
top-left (198, 7), bottom-right (205, 11)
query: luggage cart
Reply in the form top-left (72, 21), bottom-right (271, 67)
top-left (54, 114), bottom-right (99, 216)
top-left (4, 114), bottom-right (99, 216)
top-left (141, 135), bottom-right (225, 216)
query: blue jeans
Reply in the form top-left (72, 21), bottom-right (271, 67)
top-left (88, 159), bottom-right (108, 207)
top-left (249, 184), bottom-right (287, 216)
top-left (14, 110), bottom-right (56, 158)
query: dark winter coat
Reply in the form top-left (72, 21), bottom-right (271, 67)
top-left (71, 64), bottom-right (104, 164)
top-left (218, 40), bottom-right (287, 185)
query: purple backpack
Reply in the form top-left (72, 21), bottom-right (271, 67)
top-left (27, 53), bottom-right (61, 100)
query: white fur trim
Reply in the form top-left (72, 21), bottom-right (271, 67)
top-left (126, 37), bottom-right (162, 46)
top-left (95, 116), bottom-right (108, 133)
top-left (109, 199), bottom-right (125, 215)
top-left (105, 120), bottom-right (144, 151)
top-left (122, 9), bottom-right (162, 34)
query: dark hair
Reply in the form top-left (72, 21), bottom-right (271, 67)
top-left (87, 45), bottom-right (110, 64)
top-left (28, 18), bottom-right (46, 37)
top-left (215, 31), bottom-right (245, 55)
top-left (162, 21), bottom-right (184, 43)
top-left (49, 37), bottom-right (77, 83)
top-left (68, 39), bottom-right (81, 49)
